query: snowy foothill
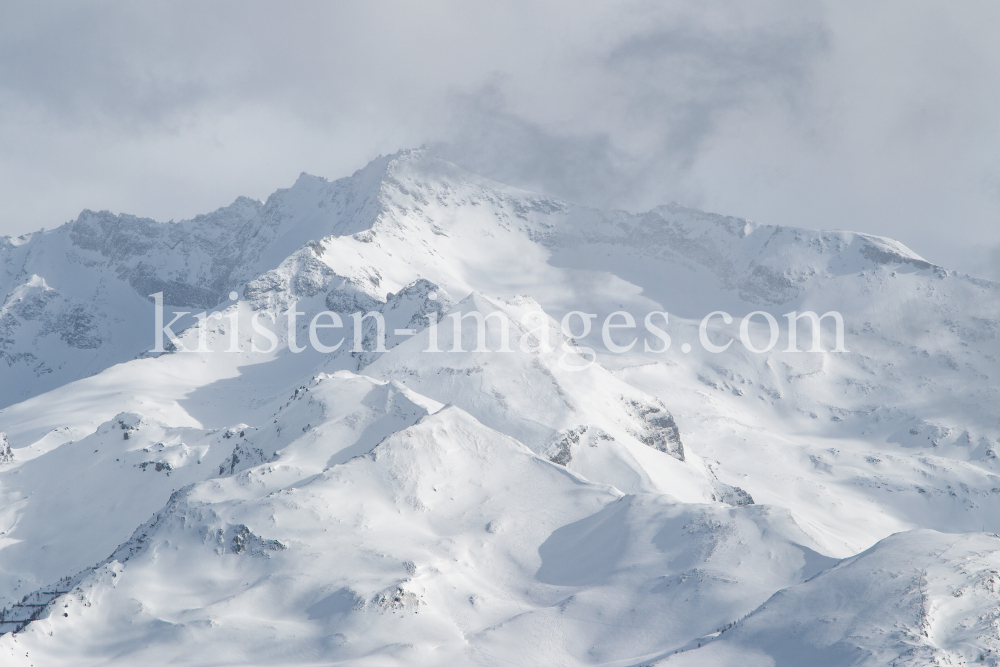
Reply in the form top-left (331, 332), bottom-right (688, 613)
top-left (0, 149), bottom-right (998, 665)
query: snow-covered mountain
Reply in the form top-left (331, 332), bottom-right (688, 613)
top-left (0, 149), bottom-right (998, 665)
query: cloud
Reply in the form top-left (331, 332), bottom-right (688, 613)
top-left (434, 1), bottom-right (830, 211)
top-left (602, 8), bottom-right (828, 164)
top-left (431, 78), bottom-right (630, 209)
top-left (963, 243), bottom-right (1000, 282)
top-left (0, 1), bottom-right (997, 277)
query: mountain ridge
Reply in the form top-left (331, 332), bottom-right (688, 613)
top-left (0, 148), bottom-right (998, 665)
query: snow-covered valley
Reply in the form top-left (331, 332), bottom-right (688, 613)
top-left (0, 149), bottom-right (998, 665)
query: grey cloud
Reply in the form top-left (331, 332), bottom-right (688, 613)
top-left (604, 16), bottom-right (829, 161)
top-left (0, 3), bottom-right (214, 128)
top-left (435, 6), bottom-right (830, 212)
top-left (0, 1), bottom-right (997, 278)
top-left (967, 244), bottom-right (1000, 283)
top-left (432, 78), bottom-right (633, 210)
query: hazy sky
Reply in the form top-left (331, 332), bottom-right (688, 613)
top-left (1, 1), bottom-right (998, 278)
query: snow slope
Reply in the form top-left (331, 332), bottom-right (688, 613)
top-left (0, 148), bottom-right (997, 665)
top-left (665, 530), bottom-right (1000, 666)
top-left (0, 377), bottom-right (830, 666)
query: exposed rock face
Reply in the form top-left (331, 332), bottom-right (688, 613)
top-left (218, 440), bottom-right (279, 477)
top-left (712, 481), bottom-right (755, 506)
top-left (67, 198), bottom-right (266, 309)
top-left (0, 433), bottom-right (11, 464)
top-left (627, 398), bottom-right (684, 461)
top-left (547, 425), bottom-right (590, 466)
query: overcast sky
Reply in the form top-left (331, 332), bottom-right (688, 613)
top-left (1, 1), bottom-right (998, 278)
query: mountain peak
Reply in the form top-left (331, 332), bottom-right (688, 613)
top-left (1, 148), bottom-right (999, 665)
